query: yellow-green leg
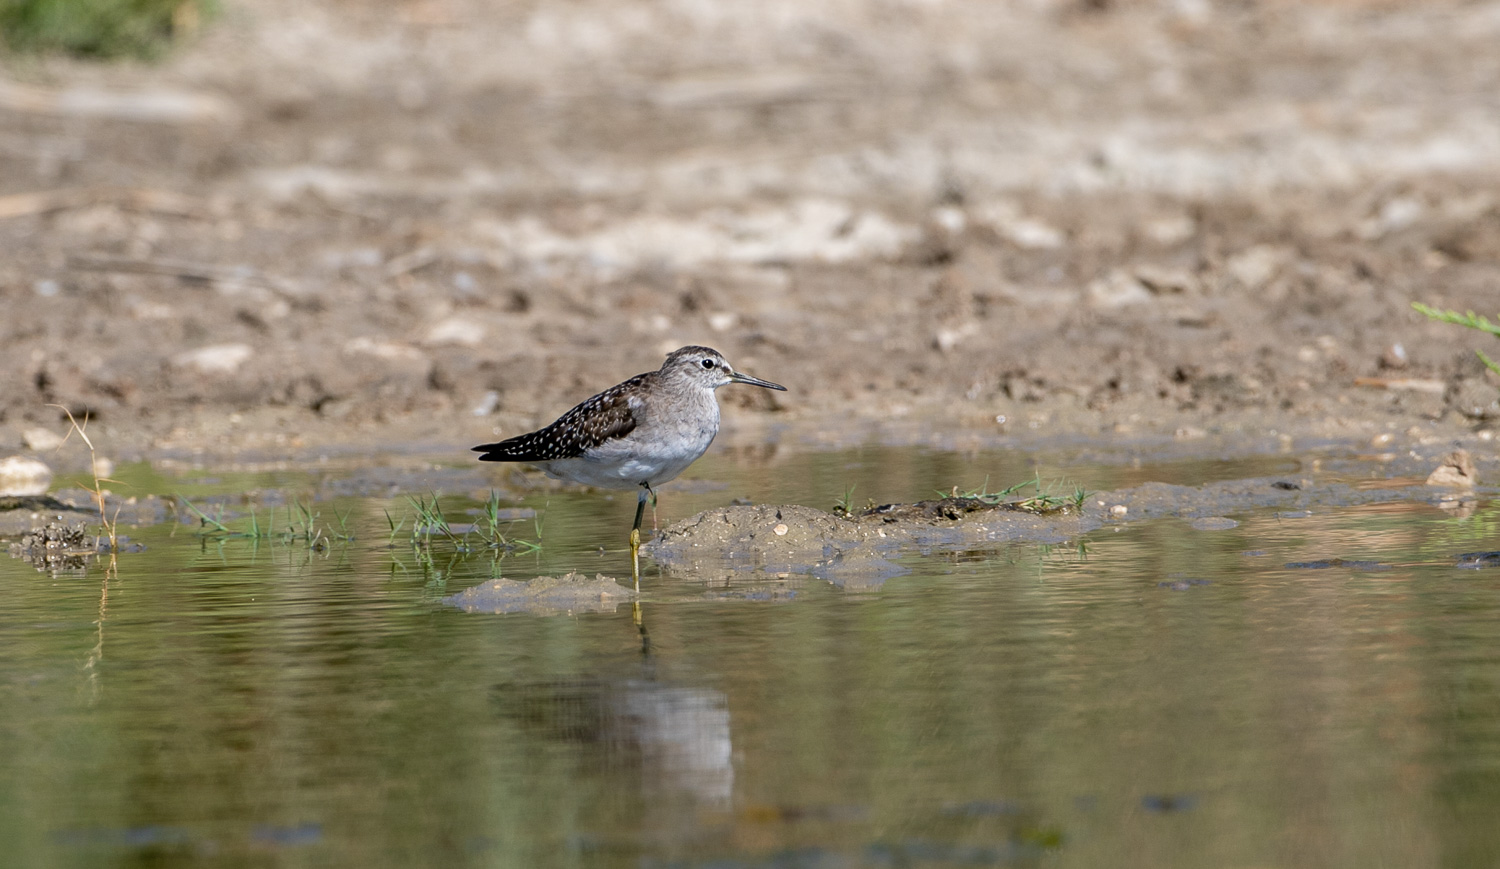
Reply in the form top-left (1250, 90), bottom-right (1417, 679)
top-left (630, 526), bottom-right (641, 592)
top-left (630, 486), bottom-right (648, 593)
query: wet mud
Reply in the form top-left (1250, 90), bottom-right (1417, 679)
top-left (646, 473), bottom-right (1478, 587)
top-left (4, 443), bottom-right (1490, 588)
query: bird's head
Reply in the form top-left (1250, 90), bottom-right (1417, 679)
top-left (661, 346), bottom-right (786, 392)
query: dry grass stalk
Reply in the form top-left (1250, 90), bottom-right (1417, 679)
top-left (50, 405), bottom-right (120, 553)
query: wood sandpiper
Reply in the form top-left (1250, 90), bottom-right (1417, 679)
top-left (472, 346), bottom-right (786, 588)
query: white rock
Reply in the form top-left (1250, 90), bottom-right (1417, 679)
top-left (934, 323), bottom-right (980, 353)
top-left (343, 337), bottom-right (427, 361)
top-left (974, 201), bottom-right (1064, 249)
top-left (173, 343), bottom-right (254, 374)
top-left (1226, 245), bottom-right (1288, 290)
top-left (423, 317), bottom-right (486, 347)
top-left (1087, 271), bottom-right (1153, 308)
top-left (1359, 196), bottom-right (1424, 240)
top-left (22, 427), bottom-right (64, 451)
top-left (931, 206), bottom-right (967, 234)
top-left (1143, 215), bottom-right (1196, 245)
top-left (1004, 218), bottom-right (1065, 250)
top-left (0, 455), bottom-right (53, 496)
top-left (471, 390), bottom-right (501, 417)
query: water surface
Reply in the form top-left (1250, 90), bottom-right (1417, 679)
top-left (4, 448), bottom-right (1500, 867)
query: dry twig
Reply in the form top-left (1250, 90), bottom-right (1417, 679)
top-left (50, 405), bottom-right (120, 553)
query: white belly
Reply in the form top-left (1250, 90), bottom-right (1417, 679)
top-left (537, 416), bottom-right (718, 490)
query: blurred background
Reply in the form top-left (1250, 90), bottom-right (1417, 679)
top-left (3, 0), bottom-right (1499, 459)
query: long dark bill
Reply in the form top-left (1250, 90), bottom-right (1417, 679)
top-left (729, 371), bottom-right (787, 391)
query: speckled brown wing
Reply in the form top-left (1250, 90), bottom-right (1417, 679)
top-left (472, 376), bottom-right (643, 462)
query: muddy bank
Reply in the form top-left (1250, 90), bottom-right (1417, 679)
top-left (2, 1), bottom-right (1500, 465)
top-left (645, 474), bottom-right (1483, 587)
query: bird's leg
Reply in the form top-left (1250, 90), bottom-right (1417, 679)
top-left (631, 485), bottom-right (648, 592)
top-left (649, 485), bottom-right (659, 530)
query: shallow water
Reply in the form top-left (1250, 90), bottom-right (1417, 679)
top-left (4, 447), bottom-right (1500, 867)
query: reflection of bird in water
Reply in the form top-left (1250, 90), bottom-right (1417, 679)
top-left (492, 673), bottom-right (734, 812)
top-left (472, 346), bottom-right (784, 588)
top-left (490, 601), bottom-right (732, 811)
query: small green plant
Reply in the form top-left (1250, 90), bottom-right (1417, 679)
top-left (1011, 478), bottom-right (1090, 516)
top-left (833, 484), bottom-right (857, 517)
top-left (180, 496), bottom-right (234, 536)
top-left (1413, 303), bottom-right (1500, 376)
top-left (942, 474), bottom-right (1041, 504)
top-left (0, 0), bottom-right (214, 59)
top-left (407, 493), bottom-right (459, 544)
top-left (469, 490), bottom-right (542, 553)
top-left (383, 509), bottom-right (407, 546)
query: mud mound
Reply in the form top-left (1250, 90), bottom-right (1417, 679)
top-left (646, 501), bottom-right (1092, 588)
top-left (645, 473), bottom-right (1456, 587)
top-left (649, 504), bottom-right (873, 559)
top-left (445, 572), bottom-right (637, 615)
top-left (644, 504), bottom-right (905, 588)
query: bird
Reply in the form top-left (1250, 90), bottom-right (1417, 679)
top-left (473, 346), bottom-right (786, 588)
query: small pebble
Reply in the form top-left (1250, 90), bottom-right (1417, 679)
top-left (773, 523), bottom-right (788, 536)
top-left (1109, 504), bottom-right (1128, 517)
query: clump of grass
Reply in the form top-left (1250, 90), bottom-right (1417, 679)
top-left (179, 496), bottom-right (353, 551)
top-left (945, 474), bottom-right (1089, 516)
top-left (0, 0), bottom-right (213, 59)
top-left (403, 491), bottom-right (542, 555)
top-left (1413, 303), bottom-right (1500, 377)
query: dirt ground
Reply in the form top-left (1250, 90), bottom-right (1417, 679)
top-left (3, 0), bottom-right (1500, 469)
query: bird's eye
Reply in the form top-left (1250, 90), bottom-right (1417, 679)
top-left (701, 359), bottom-right (716, 369)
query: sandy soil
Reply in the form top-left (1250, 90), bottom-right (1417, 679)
top-left (3, 0), bottom-right (1500, 470)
